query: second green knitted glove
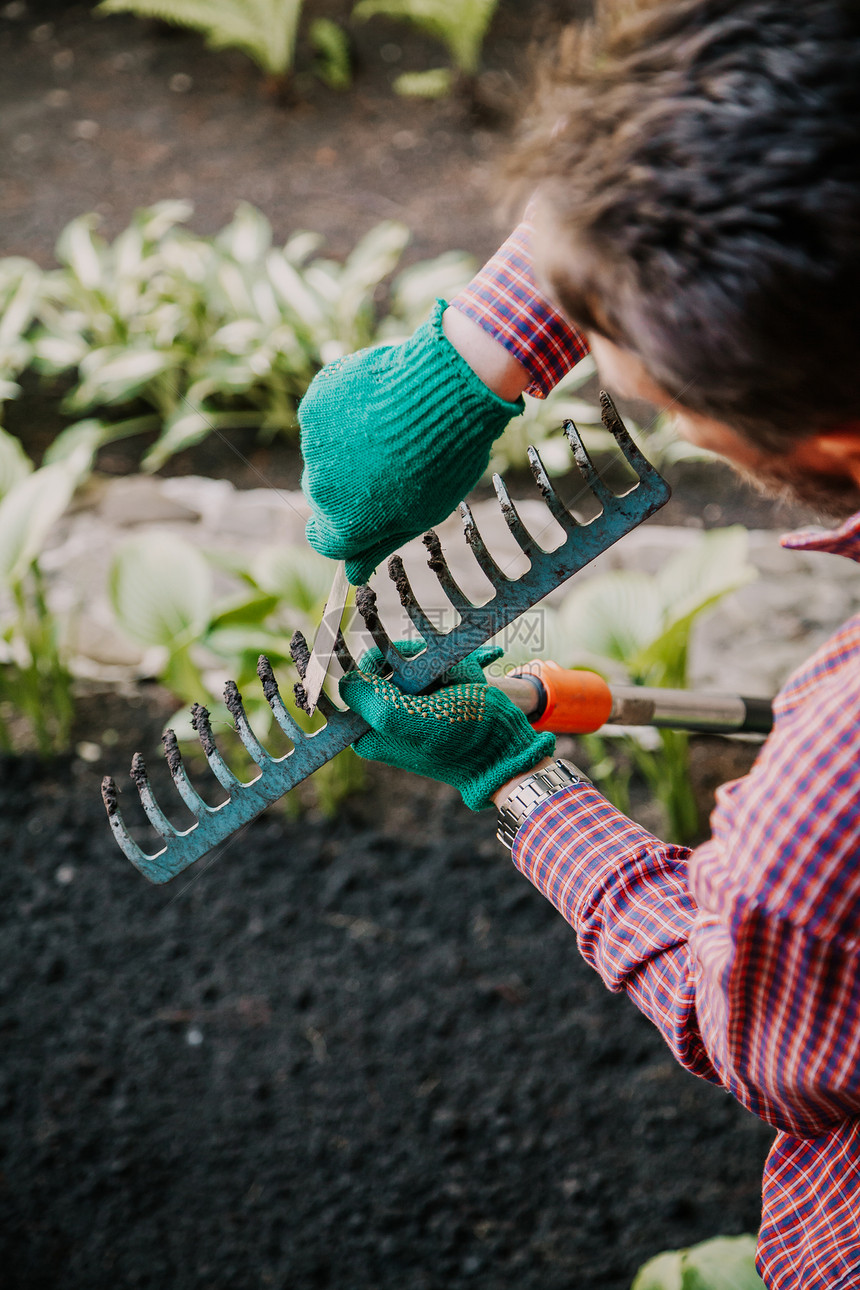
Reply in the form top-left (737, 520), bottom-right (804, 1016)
top-left (339, 644), bottom-right (556, 811)
top-left (299, 300), bottom-right (523, 585)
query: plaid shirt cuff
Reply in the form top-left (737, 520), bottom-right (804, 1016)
top-left (449, 221), bottom-right (589, 398)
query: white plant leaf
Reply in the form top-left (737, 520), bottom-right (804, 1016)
top-left (265, 250), bottom-right (329, 334)
top-left (71, 346), bottom-right (177, 408)
top-left (282, 230), bottom-right (324, 265)
top-left (249, 544), bottom-right (334, 610)
top-left (0, 425), bottom-right (33, 499)
top-left (136, 199), bottom-right (194, 243)
top-left (385, 250), bottom-right (477, 333)
top-left (0, 262), bottom-right (42, 350)
top-left (0, 446), bottom-right (90, 585)
top-left (55, 214), bottom-right (105, 291)
top-left (217, 202), bottom-right (273, 265)
top-left (141, 407), bottom-right (214, 473)
top-left (109, 532), bottom-right (213, 648)
top-left (655, 525), bottom-right (756, 627)
top-left (559, 570), bottom-right (664, 668)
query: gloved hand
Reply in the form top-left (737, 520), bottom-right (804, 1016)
top-left (339, 643), bottom-right (556, 810)
top-left (299, 300), bottom-right (524, 585)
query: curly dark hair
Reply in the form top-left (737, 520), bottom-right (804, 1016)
top-left (511, 0), bottom-right (860, 448)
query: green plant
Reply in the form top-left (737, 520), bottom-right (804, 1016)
top-left (96, 0), bottom-right (305, 94)
top-left (353, 0), bottom-right (500, 97)
top-left (0, 428), bottom-right (92, 755)
top-left (557, 526), bottom-right (757, 842)
top-left (28, 201), bottom-right (476, 473)
top-left (309, 17), bottom-right (352, 90)
top-left (0, 257), bottom-right (42, 407)
top-left (632, 1232), bottom-right (764, 1289)
top-left (496, 529), bottom-right (756, 843)
top-left (107, 532), bottom-right (364, 813)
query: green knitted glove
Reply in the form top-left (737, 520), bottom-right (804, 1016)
top-left (299, 300), bottom-right (523, 585)
top-left (339, 645), bottom-right (556, 811)
top-left (356, 640), bottom-right (505, 687)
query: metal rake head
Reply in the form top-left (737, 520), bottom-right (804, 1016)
top-left (102, 393), bottom-right (670, 883)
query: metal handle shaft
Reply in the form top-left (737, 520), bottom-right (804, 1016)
top-left (492, 667), bottom-right (773, 736)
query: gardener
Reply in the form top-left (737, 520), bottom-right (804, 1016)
top-left (298, 3), bottom-right (860, 1286)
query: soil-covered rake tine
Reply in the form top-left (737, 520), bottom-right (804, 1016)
top-left (387, 554), bottom-right (441, 643)
top-left (459, 501), bottom-right (509, 586)
top-left (527, 446), bottom-right (583, 532)
top-left (493, 474), bottom-right (545, 561)
top-left (103, 395), bottom-right (669, 881)
top-left (423, 531), bottom-right (473, 612)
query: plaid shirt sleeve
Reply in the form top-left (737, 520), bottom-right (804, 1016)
top-left (512, 614), bottom-right (860, 1288)
top-left (513, 619), bottom-right (860, 1140)
top-left (449, 219), bottom-right (589, 398)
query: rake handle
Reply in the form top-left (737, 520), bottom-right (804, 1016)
top-left (493, 661), bottom-right (773, 737)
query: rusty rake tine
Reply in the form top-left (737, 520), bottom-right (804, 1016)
top-left (290, 630), bottom-right (340, 718)
top-left (387, 555), bottom-right (439, 643)
top-left (599, 389), bottom-right (656, 481)
top-left (162, 729), bottom-right (218, 817)
top-left (527, 446), bottom-right (582, 532)
top-left (224, 680), bottom-right (271, 768)
top-left (563, 420), bottom-right (615, 508)
top-left (422, 531), bottom-right (473, 611)
top-left (257, 655), bottom-right (307, 743)
top-left (459, 501), bottom-right (509, 585)
top-left (354, 584), bottom-right (414, 673)
top-left (190, 702), bottom-right (242, 792)
top-left (492, 474), bottom-right (543, 559)
top-left (130, 752), bottom-right (182, 838)
top-left (334, 629), bottom-right (356, 672)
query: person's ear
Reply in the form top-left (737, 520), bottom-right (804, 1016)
top-left (798, 425), bottom-right (860, 488)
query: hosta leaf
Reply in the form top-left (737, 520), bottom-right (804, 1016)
top-left (632, 1248), bottom-right (684, 1290)
top-left (70, 346), bottom-right (178, 409)
top-left (633, 1234), bottom-right (763, 1290)
top-left (55, 214), bottom-right (105, 291)
top-left (655, 526), bottom-right (756, 627)
top-left (208, 592), bottom-right (281, 631)
top-left (341, 220), bottom-right (410, 296)
top-left (135, 199), bottom-right (194, 244)
top-left (216, 202), bottom-right (273, 265)
top-left (385, 250), bottom-right (477, 333)
top-left (0, 447), bottom-right (90, 585)
top-left (0, 262), bottom-right (42, 349)
top-left (249, 544), bottom-right (334, 611)
top-left (559, 570), bottom-right (663, 669)
top-left (109, 532), bottom-right (213, 648)
top-left (31, 333), bottom-right (90, 373)
top-left (265, 250), bottom-right (329, 335)
top-left (393, 67), bottom-right (453, 97)
top-left (681, 1235), bottom-right (763, 1289)
top-left (205, 625), bottom-right (297, 661)
top-left (0, 425), bottom-right (33, 499)
top-left (141, 407), bottom-right (214, 473)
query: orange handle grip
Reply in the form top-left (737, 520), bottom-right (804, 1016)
top-left (512, 660), bottom-right (613, 735)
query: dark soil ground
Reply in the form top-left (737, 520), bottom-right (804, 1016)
top-left (1, 735), bottom-right (772, 1290)
top-left (0, 5), bottom-right (789, 1288)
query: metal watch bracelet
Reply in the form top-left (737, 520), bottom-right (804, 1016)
top-left (496, 758), bottom-right (591, 851)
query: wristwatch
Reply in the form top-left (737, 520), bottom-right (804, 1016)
top-left (496, 758), bottom-right (591, 850)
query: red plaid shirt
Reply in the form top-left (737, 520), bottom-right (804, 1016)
top-left (453, 233), bottom-right (860, 1287)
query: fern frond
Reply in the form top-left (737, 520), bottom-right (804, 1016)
top-left (97, 0), bottom-right (303, 77)
top-left (353, 0), bottom-right (499, 75)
